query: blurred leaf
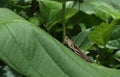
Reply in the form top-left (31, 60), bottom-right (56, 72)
top-left (3, 66), bottom-right (23, 77)
top-left (29, 16), bottom-right (40, 26)
top-left (79, 23), bottom-right (86, 31)
top-left (80, 1), bottom-right (120, 21)
top-left (80, 2), bottom-right (95, 14)
top-left (67, 10), bottom-right (102, 29)
top-left (37, 0), bottom-right (62, 24)
top-left (89, 22), bottom-right (114, 46)
top-left (84, 0), bottom-right (120, 11)
top-left (107, 25), bottom-right (120, 49)
top-left (114, 50), bottom-right (120, 58)
top-left (72, 28), bottom-right (93, 50)
top-left (107, 40), bottom-right (120, 49)
top-left (37, 0), bottom-right (78, 30)
top-left (106, 0), bottom-right (120, 11)
top-left (92, 1), bottom-right (120, 21)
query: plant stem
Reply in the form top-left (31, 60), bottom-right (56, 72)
top-left (62, 0), bottom-right (66, 42)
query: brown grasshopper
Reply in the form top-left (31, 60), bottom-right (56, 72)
top-left (64, 36), bottom-right (93, 63)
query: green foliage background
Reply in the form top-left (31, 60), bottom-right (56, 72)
top-left (0, 0), bottom-right (120, 77)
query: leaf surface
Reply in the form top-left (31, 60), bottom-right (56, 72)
top-left (107, 25), bottom-right (120, 49)
top-left (89, 22), bottom-right (114, 46)
top-left (80, 1), bottom-right (120, 21)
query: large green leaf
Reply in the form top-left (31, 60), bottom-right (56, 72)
top-left (0, 8), bottom-right (120, 77)
top-left (88, 22), bottom-right (114, 46)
